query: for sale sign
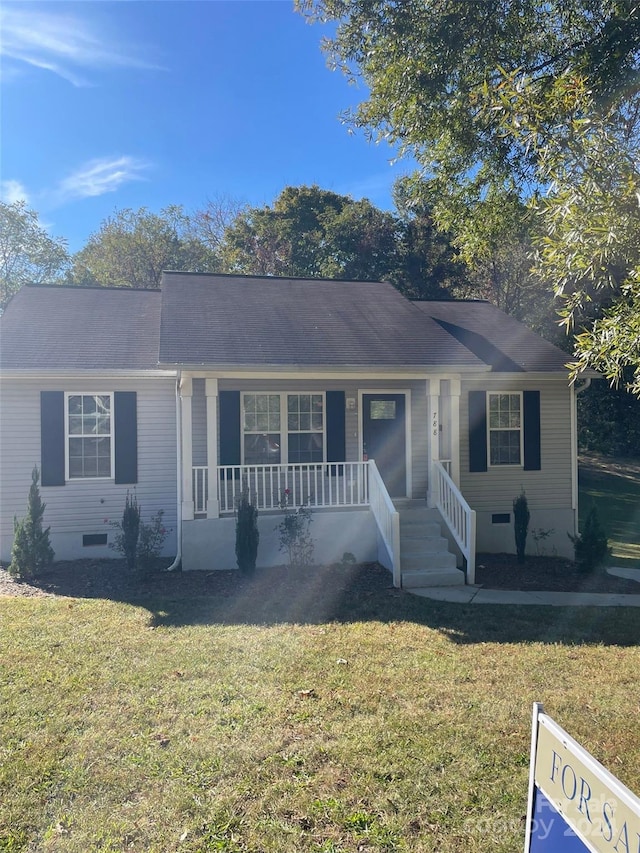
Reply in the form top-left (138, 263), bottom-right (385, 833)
top-left (524, 704), bottom-right (640, 853)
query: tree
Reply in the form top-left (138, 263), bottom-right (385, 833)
top-left (9, 467), bottom-right (55, 579)
top-left (68, 206), bottom-right (220, 289)
top-left (0, 201), bottom-right (69, 309)
top-left (220, 185), bottom-right (399, 279)
top-left (219, 184), bottom-right (460, 298)
top-left (299, 0), bottom-right (640, 391)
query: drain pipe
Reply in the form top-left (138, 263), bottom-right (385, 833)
top-left (166, 372), bottom-right (182, 571)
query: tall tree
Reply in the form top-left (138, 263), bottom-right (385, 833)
top-left (68, 206), bottom-right (220, 289)
top-left (220, 184), bottom-right (460, 297)
top-left (0, 201), bottom-right (69, 309)
top-left (299, 0), bottom-right (640, 391)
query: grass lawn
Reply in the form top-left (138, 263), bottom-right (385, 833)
top-left (1, 561), bottom-right (639, 853)
top-left (579, 454), bottom-right (640, 567)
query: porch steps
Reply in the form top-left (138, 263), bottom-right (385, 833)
top-left (396, 502), bottom-right (466, 588)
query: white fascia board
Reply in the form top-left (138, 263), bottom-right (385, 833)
top-left (162, 364), bottom-right (491, 380)
top-left (0, 369), bottom-right (178, 379)
top-left (477, 371), bottom-right (573, 384)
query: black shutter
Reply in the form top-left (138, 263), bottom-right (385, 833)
top-left (114, 392), bottom-right (137, 484)
top-left (41, 391), bottom-right (65, 486)
top-left (523, 390), bottom-right (541, 471)
top-left (326, 391), bottom-right (346, 463)
top-left (219, 391), bottom-right (241, 467)
top-left (468, 390), bottom-right (487, 472)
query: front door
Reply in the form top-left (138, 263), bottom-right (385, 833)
top-left (362, 394), bottom-right (407, 497)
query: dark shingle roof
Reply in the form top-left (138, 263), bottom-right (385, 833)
top-left (0, 285), bottom-right (161, 370)
top-left (413, 300), bottom-right (572, 373)
top-left (0, 277), bottom-right (576, 375)
top-left (158, 272), bottom-right (487, 368)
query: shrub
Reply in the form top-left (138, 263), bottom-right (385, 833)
top-left (235, 489), bottom-right (259, 574)
top-left (513, 491), bottom-right (530, 564)
top-left (569, 506), bottom-right (611, 573)
top-left (277, 489), bottom-right (314, 569)
top-left (137, 510), bottom-right (169, 575)
top-left (110, 495), bottom-right (169, 574)
top-left (9, 466), bottom-right (54, 579)
top-left (111, 492), bottom-right (140, 570)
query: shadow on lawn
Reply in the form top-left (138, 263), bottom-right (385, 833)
top-left (29, 558), bottom-right (640, 647)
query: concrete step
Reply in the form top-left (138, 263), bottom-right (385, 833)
top-left (400, 522), bottom-right (443, 538)
top-left (400, 535), bottom-right (450, 556)
top-left (402, 568), bottom-right (466, 588)
top-left (401, 550), bottom-right (458, 572)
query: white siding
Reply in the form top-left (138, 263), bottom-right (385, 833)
top-left (457, 377), bottom-right (576, 557)
top-left (0, 375), bottom-right (178, 562)
top-left (459, 377), bottom-right (573, 511)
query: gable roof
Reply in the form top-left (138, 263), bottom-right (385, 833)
top-left (0, 275), bottom-right (576, 376)
top-left (0, 285), bottom-right (161, 371)
top-left (413, 300), bottom-right (572, 373)
top-left (158, 272), bottom-right (487, 369)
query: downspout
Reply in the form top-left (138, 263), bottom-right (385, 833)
top-left (166, 372), bottom-right (182, 571)
top-left (570, 377), bottom-right (592, 538)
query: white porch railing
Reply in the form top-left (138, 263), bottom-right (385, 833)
top-left (432, 460), bottom-right (476, 584)
top-left (193, 462), bottom-right (370, 514)
top-left (368, 460), bottom-right (401, 588)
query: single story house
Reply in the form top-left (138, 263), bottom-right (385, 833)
top-left (0, 272), bottom-right (591, 588)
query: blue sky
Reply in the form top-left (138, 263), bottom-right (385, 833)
top-left (1, 1), bottom-right (412, 252)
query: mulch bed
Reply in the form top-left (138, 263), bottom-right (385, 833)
top-left (475, 553), bottom-right (640, 594)
top-left (1, 554), bottom-right (638, 600)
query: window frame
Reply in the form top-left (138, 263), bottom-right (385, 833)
top-left (240, 392), bottom-right (326, 466)
top-left (64, 392), bottom-right (115, 481)
top-left (486, 391), bottom-right (524, 468)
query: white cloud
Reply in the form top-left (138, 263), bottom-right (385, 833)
top-left (0, 7), bottom-right (162, 86)
top-left (0, 179), bottom-right (30, 205)
top-left (54, 156), bottom-right (151, 202)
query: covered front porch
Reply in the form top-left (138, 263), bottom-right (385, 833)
top-left (177, 375), bottom-right (475, 586)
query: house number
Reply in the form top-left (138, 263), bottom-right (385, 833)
top-left (432, 412), bottom-right (438, 437)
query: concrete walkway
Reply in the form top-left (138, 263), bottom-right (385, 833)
top-left (410, 566), bottom-right (640, 607)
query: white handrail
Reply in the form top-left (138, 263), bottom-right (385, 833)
top-left (368, 460), bottom-right (401, 589)
top-left (432, 460), bottom-right (476, 584)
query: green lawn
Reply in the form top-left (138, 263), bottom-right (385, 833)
top-left (579, 455), bottom-right (640, 567)
top-left (1, 566), bottom-right (639, 853)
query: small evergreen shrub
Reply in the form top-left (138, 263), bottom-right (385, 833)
top-left (513, 491), bottom-right (530, 564)
top-left (111, 492), bottom-right (140, 570)
top-left (569, 506), bottom-right (611, 572)
top-left (235, 489), bottom-right (259, 574)
top-left (277, 489), bottom-right (314, 569)
top-left (9, 466), bottom-right (54, 579)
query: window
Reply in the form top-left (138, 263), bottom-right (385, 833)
top-left (488, 392), bottom-right (522, 466)
top-left (66, 393), bottom-right (113, 479)
top-left (241, 393), bottom-right (324, 465)
top-left (287, 394), bottom-right (323, 463)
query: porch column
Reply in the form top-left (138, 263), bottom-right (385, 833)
top-left (449, 379), bottom-right (461, 487)
top-left (205, 378), bottom-right (219, 519)
top-left (180, 376), bottom-right (194, 521)
top-left (427, 378), bottom-right (440, 507)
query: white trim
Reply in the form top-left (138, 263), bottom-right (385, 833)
top-left (205, 378), bottom-right (219, 518)
top-left (64, 391), bottom-right (114, 482)
top-left (358, 388), bottom-right (412, 499)
top-left (486, 390), bottom-right (524, 469)
top-left (1, 370), bottom-right (178, 378)
top-left (167, 366), bottom-right (488, 379)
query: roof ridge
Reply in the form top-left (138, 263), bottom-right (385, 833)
top-left (161, 270), bottom-right (390, 285)
top-left (24, 283), bottom-right (160, 294)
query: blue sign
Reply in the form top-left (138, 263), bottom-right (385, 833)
top-left (529, 787), bottom-right (591, 852)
